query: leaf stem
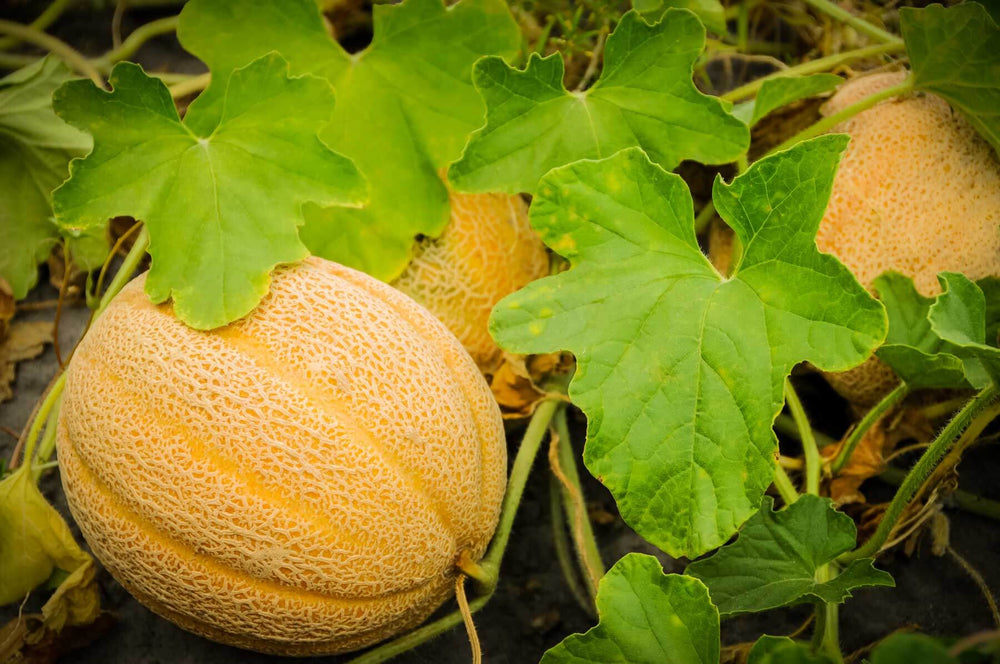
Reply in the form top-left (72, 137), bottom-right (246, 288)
top-left (552, 407), bottom-right (605, 601)
top-left (785, 379), bottom-right (821, 495)
top-left (0, 19), bottom-right (105, 88)
top-left (0, 0), bottom-right (74, 51)
top-left (832, 382), bottom-right (909, 473)
top-left (168, 71), bottom-right (210, 99)
top-left (840, 384), bottom-right (1000, 562)
top-left (31, 394), bottom-right (63, 481)
top-left (94, 15), bottom-right (180, 69)
top-left (21, 373), bottom-right (66, 473)
top-left (879, 465), bottom-right (1000, 522)
top-left (773, 462), bottom-right (800, 505)
top-left (480, 397), bottom-right (560, 577)
top-left (814, 564), bottom-right (845, 662)
top-left (800, 0), bottom-right (901, 45)
top-left (720, 41), bottom-right (904, 102)
top-left (94, 226), bottom-right (149, 319)
top-left (346, 397), bottom-right (561, 663)
top-left (694, 201), bottom-right (717, 234)
top-left (549, 475), bottom-right (595, 616)
top-left (769, 76), bottom-right (914, 155)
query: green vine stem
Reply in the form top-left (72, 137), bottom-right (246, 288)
top-left (773, 462), bottom-right (800, 505)
top-left (549, 474), bottom-right (595, 617)
top-left (93, 15), bottom-right (180, 70)
top-left (0, 18), bottom-right (105, 87)
top-left (770, 75), bottom-right (914, 155)
top-left (0, 52), bottom-right (37, 69)
top-left (720, 41), bottom-right (904, 102)
top-left (832, 382), bottom-right (910, 474)
top-left (94, 226), bottom-right (149, 318)
top-left (785, 379), bottom-right (821, 495)
top-left (31, 394), bottom-right (63, 482)
top-left (879, 466), bottom-right (1000, 523)
top-left (19, 374), bottom-right (65, 473)
top-left (813, 565), bottom-right (845, 662)
top-left (693, 201), bottom-right (717, 234)
top-left (346, 398), bottom-right (561, 664)
top-left (800, 0), bottom-right (901, 45)
top-left (552, 407), bottom-right (605, 600)
top-left (168, 71), bottom-right (211, 99)
top-left (0, 0), bottom-right (74, 51)
top-left (840, 384), bottom-right (1000, 563)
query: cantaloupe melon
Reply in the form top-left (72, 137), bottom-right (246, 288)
top-left (56, 257), bottom-right (507, 656)
top-left (393, 188), bottom-right (549, 373)
top-left (816, 71), bottom-right (1000, 405)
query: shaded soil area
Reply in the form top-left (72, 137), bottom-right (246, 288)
top-left (2, 275), bottom-right (999, 663)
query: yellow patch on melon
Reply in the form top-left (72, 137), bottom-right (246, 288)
top-left (57, 257), bottom-right (507, 656)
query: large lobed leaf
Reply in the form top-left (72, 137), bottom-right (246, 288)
top-left (748, 636), bottom-right (837, 664)
top-left (0, 57), bottom-right (96, 299)
top-left (540, 553), bottom-right (719, 664)
top-left (491, 136), bottom-right (886, 557)
top-left (685, 496), bottom-right (893, 616)
top-left (177, 0), bottom-right (520, 280)
top-left (448, 9), bottom-right (749, 195)
top-left (52, 55), bottom-right (366, 330)
top-left (732, 74), bottom-right (842, 127)
top-left (902, 2), bottom-right (1000, 156)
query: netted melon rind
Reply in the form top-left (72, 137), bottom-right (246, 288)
top-left (393, 190), bottom-right (549, 373)
top-left (57, 257), bottom-right (507, 656)
top-left (817, 71), bottom-right (1000, 405)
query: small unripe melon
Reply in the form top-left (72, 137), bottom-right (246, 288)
top-left (393, 188), bottom-right (549, 373)
top-left (56, 257), bottom-right (507, 656)
top-left (817, 71), bottom-right (1000, 405)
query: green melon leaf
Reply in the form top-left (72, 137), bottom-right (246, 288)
top-left (901, 2), bottom-right (1000, 155)
top-left (52, 55), bottom-right (366, 330)
top-left (685, 495), bottom-right (893, 616)
top-left (929, 272), bottom-right (1000, 384)
top-left (748, 636), bottom-right (837, 664)
top-left (633, 0), bottom-right (727, 35)
top-left (873, 272), bottom-right (972, 389)
top-left (177, 0), bottom-right (520, 280)
top-left (732, 74), bottom-right (842, 127)
top-left (540, 553), bottom-right (719, 664)
top-left (869, 633), bottom-right (957, 664)
top-left (448, 9), bottom-right (749, 195)
top-left (490, 136), bottom-right (886, 557)
top-left (0, 56), bottom-right (96, 299)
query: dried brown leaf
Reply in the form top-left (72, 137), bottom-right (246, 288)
top-left (0, 321), bottom-right (53, 402)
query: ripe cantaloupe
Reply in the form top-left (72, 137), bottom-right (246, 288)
top-left (816, 71), bottom-right (1000, 405)
top-left (392, 188), bottom-right (549, 373)
top-left (56, 257), bottom-right (507, 656)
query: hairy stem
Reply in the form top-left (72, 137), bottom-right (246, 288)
top-left (94, 226), bottom-right (149, 318)
top-left (801, 0), bottom-right (901, 45)
top-left (0, 0), bottom-right (74, 51)
top-left (20, 373), bottom-right (66, 473)
top-left (770, 76), bottom-right (914, 155)
top-left (549, 475), bottom-right (595, 616)
top-left (552, 407), bottom-right (605, 600)
top-left (879, 465), bottom-right (1000, 522)
top-left (773, 462), bottom-right (800, 505)
top-left (31, 395), bottom-right (63, 481)
top-left (814, 564), bottom-right (844, 662)
top-left (841, 384), bottom-right (1000, 562)
top-left (168, 71), bottom-right (211, 99)
top-left (0, 19), bottom-right (104, 87)
top-left (832, 382), bottom-right (909, 473)
top-left (94, 15), bottom-right (180, 69)
top-left (720, 41), bottom-right (904, 102)
top-left (694, 201), bottom-right (717, 234)
top-left (785, 379), bottom-right (821, 495)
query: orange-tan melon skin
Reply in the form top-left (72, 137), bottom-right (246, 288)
top-left (393, 189), bottom-right (549, 373)
top-left (817, 71), bottom-right (1000, 406)
top-left (56, 257), bottom-right (507, 656)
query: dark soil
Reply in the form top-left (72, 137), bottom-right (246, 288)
top-left (2, 4), bottom-right (999, 662)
